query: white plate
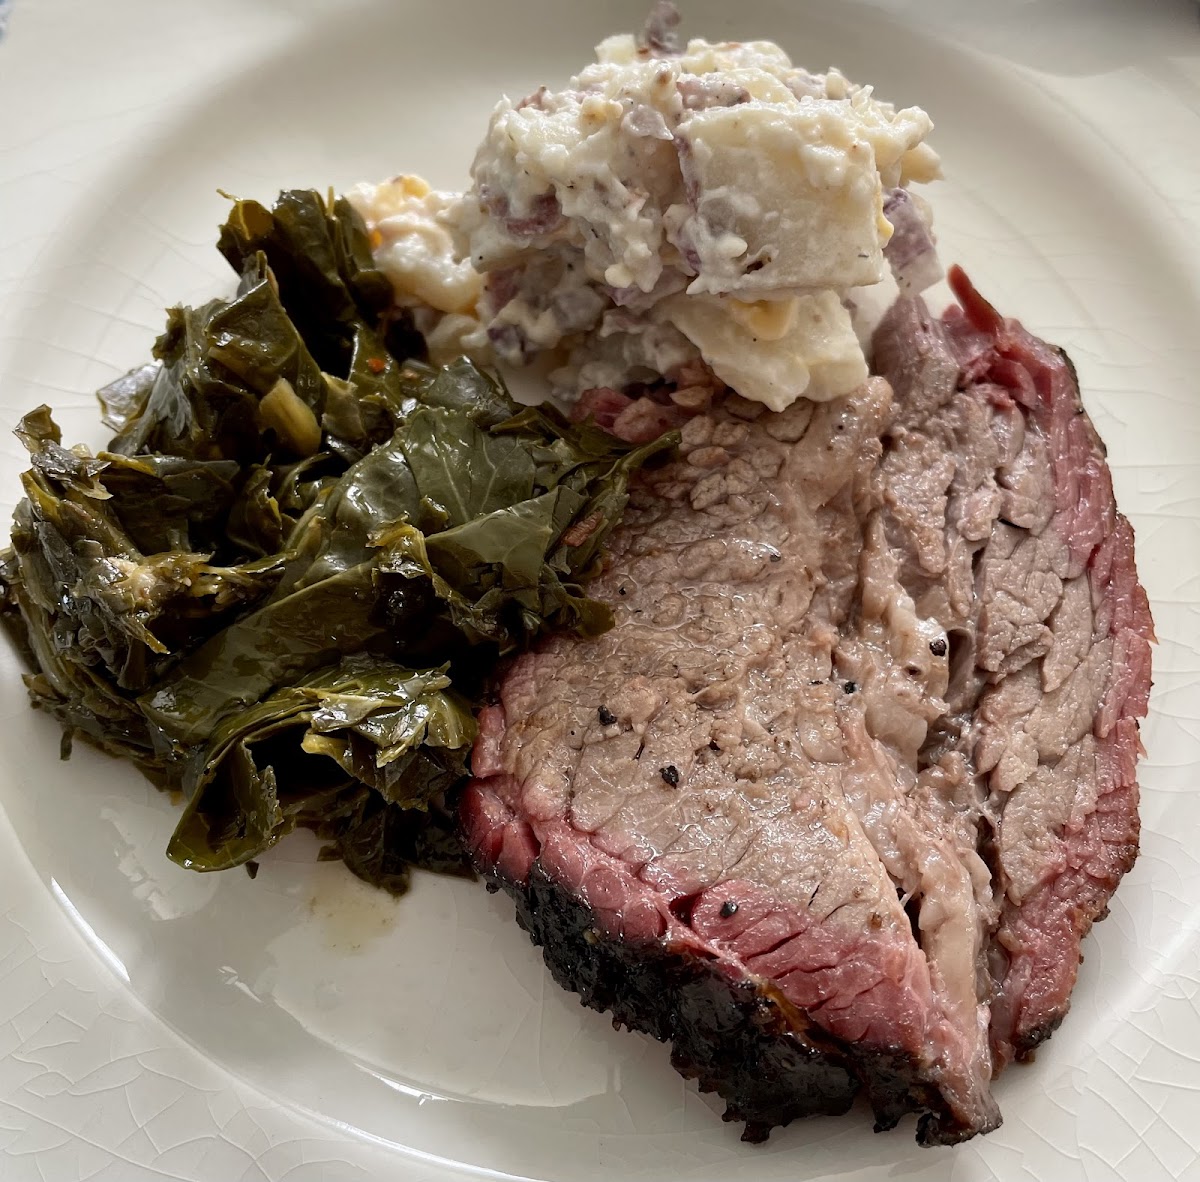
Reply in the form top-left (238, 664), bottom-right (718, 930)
top-left (2, 2), bottom-right (1199, 1179)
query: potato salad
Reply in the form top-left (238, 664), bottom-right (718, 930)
top-left (350, 4), bottom-right (942, 412)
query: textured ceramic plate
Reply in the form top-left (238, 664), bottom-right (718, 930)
top-left (2, 2), bottom-right (1199, 1179)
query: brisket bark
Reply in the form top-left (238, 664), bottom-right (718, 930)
top-left (460, 269), bottom-right (1151, 1144)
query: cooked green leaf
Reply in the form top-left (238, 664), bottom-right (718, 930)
top-left (401, 407), bottom-right (535, 530)
top-left (139, 558), bottom-right (392, 749)
top-left (8, 408), bottom-right (284, 696)
top-left (287, 430), bottom-right (421, 588)
top-left (317, 796), bottom-right (474, 895)
top-left (0, 186), bottom-right (677, 896)
top-left (398, 357), bottom-right (514, 428)
top-left (96, 452), bottom-right (242, 554)
top-left (224, 464), bottom-right (285, 557)
top-left (97, 362), bottom-right (160, 436)
top-left (216, 189), bottom-right (394, 374)
top-left (167, 657), bottom-right (475, 872)
top-left (426, 488), bottom-right (573, 589)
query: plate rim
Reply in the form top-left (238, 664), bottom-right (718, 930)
top-left (2, 2), bottom-right (1199, 1180)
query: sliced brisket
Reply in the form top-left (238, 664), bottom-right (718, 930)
top-left (461, 269), bottom-right (1151, 1144)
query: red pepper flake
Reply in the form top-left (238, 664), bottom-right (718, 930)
top-left (367, 357), bottom-right (386, 374)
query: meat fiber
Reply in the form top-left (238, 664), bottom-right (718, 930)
top-left (460, 268), bottom-right (1151, 1144)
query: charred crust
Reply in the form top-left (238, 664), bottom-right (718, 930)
top-left (1052, 344), bottom-right (1081, 392)
top-left (487, 860), bottom-right (963, 1143)
top-left (1013, 1012), bottom-right (1066, 1062)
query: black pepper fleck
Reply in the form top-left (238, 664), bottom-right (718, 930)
top-left (719, 900), bottom-right (739, 918)
top-left (598, 705), bottom-right (616, 726)
top-left (660, 764), bottom-right (680, 787)
top-left (929, 637), bottom-right (948, 657)
top-left (843, 681), bottom-right (858, 694)
top-left (245, 860), bottom-right (260, 881)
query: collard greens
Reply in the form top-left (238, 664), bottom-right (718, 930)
top-left (0, 189), bottom-right (674, 891)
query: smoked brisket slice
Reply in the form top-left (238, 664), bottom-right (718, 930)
top-left (461, 269), bottom-right (1151, 1143)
